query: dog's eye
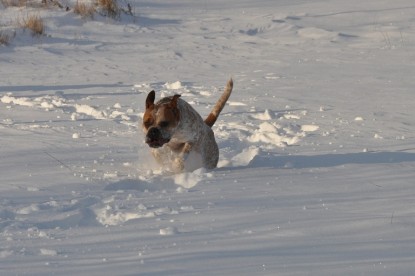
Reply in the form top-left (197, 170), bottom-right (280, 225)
top-left (159, 121), bottom-right (169, 128)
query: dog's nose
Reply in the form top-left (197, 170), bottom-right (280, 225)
top-left (147, 127), bottom-right (160, 139)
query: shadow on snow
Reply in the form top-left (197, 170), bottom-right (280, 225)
top-left (246, 151), bottom-right (415, 170)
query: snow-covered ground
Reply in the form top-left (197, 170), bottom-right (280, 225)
top-left (1, 0), bottom-right (415, 274)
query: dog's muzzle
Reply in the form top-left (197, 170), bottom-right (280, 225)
top-left (145, 127), bottom-right (170, 148)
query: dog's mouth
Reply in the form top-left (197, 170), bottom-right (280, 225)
top-left (145, 127), bottom-right (171, 148)
top-left (145, 137), bottom-right (170, 148)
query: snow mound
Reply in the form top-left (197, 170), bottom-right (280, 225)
top-left (228, 101), bottom-right (247, 106)
top-left (250, 109), bottom-right (275, 120)
top-left (247, 122), bottom-right (302, 147)
top-left (159, 226), bottom-right (179, 236)
top-left (231, 147), bottom-right (260, 167)
top-left (40, 248), bottom-right (58, 256)
top-left (0, 92), bottom-right (137, 127)
top-left (164, 81), bottom-right (183, 90)
top-left (1, 95), bottom-right (34, 107)
top-left (301, 125), bottom-right (319, 132)
top-left (174, 168), bottom-right (208, 189)
top-left (95, 206), bottom-right (152, 226)
top-left (74, 104), bottom-right (106, 120)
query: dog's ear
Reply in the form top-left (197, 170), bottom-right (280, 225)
top-left (170, 94), bottom-right (181, 108)
top-left (146, 90), bottom-right (155, 109)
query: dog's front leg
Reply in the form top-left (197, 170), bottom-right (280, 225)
top-left (172, 142), bottom-right (193, 172)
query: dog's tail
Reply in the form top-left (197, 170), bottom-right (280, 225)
top-left (204, 78), bottom-right (233, 128)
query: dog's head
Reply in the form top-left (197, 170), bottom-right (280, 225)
top-left (143, 91), bottom-right (181, 148)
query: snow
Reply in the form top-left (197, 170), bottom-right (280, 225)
top-left (159, 226), bottom-right (179, 236)
top-left (1, 0), bottom-right (415, 275)
top-left (164, 81), bottom-right (183, 90)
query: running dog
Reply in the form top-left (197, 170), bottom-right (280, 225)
top-left (142, 79), bottom-right (233, 172)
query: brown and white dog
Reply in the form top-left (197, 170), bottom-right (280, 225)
top-left (142, 79), bottom-right (233, 172)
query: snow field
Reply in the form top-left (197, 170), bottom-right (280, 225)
top-left (1, 0), bottom-right (415, 275)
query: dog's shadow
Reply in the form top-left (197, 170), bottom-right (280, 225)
top-left (105, 151), bottom-right (415, 192)
top-left (235, 151), bottom-right (415, 170)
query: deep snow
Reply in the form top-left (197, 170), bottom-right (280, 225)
top-left (1, 0), bottom-right (415, 275)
